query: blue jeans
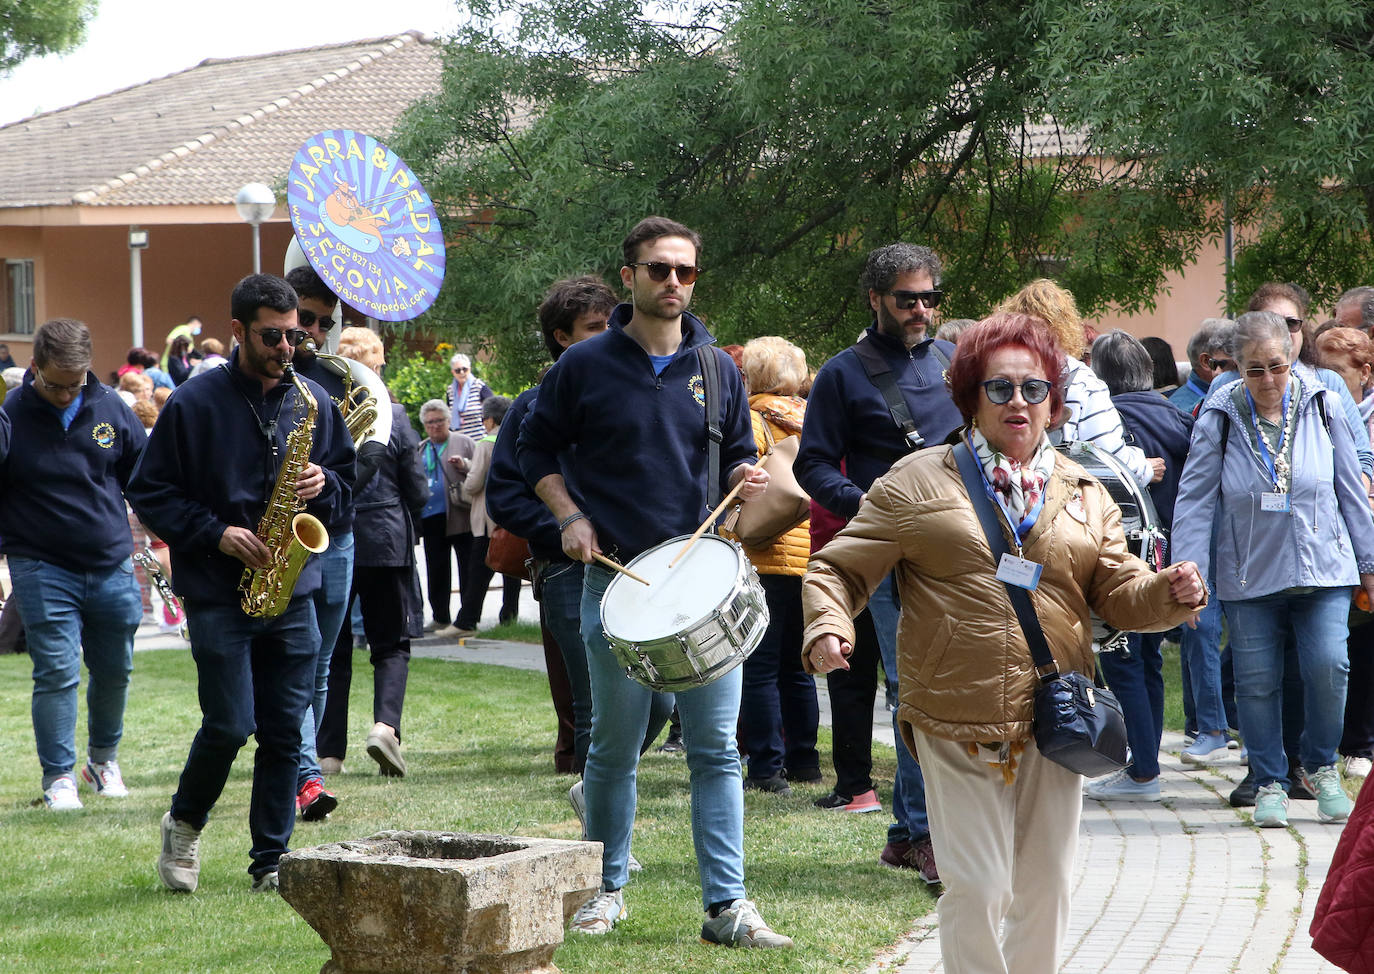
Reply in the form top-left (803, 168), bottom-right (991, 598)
top-left (868, 573), bottom-right (930, 843)
top-left (1180, 547), bottom-right (1228, 734)
top-left (298, 532), bottom-right (354, 785)
top-left (581, 565), bottom-right (745, 909)
top-left (1224, 587), bottom-right (1352, 792)
top-left (740, 574), bottom-right (819, 780)
top-left (540, 560), bottom-right (592, 767)
top-left (11, 556), bottom-right (142, 787)
top-left (1098, 633), bottom-right (1164, 780)
top-left (172, 597), bottom-right (318, 878)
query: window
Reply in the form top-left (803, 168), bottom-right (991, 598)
top-left (4, 260), bottom-right (34, 335)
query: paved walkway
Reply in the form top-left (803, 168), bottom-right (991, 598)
top-left (892, 736), bottom-right (1346, 974)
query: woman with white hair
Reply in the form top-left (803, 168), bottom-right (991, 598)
top-left (447, 352), bottom-right (493, 439)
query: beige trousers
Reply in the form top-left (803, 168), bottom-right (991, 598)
top-left (912, 727), bottom-right (1082, 974)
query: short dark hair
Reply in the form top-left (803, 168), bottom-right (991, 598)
top-left (1092, 331), bottom-right (1155, 396)
top-left (482, 394), bottom-right (512, 425)
top-left (33, 318), bottom-right (93, 371)
top-left (126, 346), bottom-right (158, 369)
top-left (231, 274), bottom-right (297, 327)
top-left (1140, 336), bottom-right (1179, 389)
top-left (1247, 281), bottom-right (1306, 316)
top-left (947, 313), bottom-right (1067, 422)
top-left (860, 243), bottom-right (942, 298)
top-left (621, 216), bottom-right (702, 266)
top-left (537, 276), bottom-right (618, 360)
top-left (286, 265), bottom-right (338, 307)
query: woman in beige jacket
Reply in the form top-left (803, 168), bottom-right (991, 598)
top-left (802, 313), bottom-right (1206, 974)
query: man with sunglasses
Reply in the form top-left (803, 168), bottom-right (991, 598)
top-left (283, 264), bottom-right (357, 821)
top-left (128, 273), bottom-right (355, 892)
top-left (1, 317), bottom-right (142, 812)
top-left (1169, 317), bottom-right (1233, 416)
top-left (519, 217), bottom-right (791, 949)
top-left (795, 242), bottom-right (962, 885)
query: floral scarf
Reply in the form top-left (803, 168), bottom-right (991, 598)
top-left (970, 427), bottom-right (1056, 533)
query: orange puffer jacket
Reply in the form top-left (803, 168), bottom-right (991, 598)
top-left (724, 393), bottom-right (810, 577)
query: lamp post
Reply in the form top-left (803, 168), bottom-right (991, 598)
top-left (128, 228), bottom-right (149, 348)
top-left (234, 183), bottom-right (276, 274)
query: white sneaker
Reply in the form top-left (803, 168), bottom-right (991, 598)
top-left (81, 759), bottom-right (129, 797)
top-left (1083, 768), bottom-right (1162, 802)
top-left (157, 811), bottom-right (202, 892)
top-left (700, 899), bottom-right (794, 949)
top-left (570, 889), bottom-right (626, 935)
top-left (1346, 756), bottom-right (1372, 779)
top-left (43, 775), bottom-right (83, 811)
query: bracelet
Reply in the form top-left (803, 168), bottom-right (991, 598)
top-left (559, 512), bottom-right (587, 532)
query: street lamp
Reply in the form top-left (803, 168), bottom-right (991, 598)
top-left (128, 228), bottom-right (149, 348)
top-left (234, 183), bottom-right (276, 274)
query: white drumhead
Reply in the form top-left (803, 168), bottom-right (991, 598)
top-left (602, 535), bottom-right (742, 642)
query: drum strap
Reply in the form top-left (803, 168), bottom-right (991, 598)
top-left (698, 346), bottom-right (723, 509)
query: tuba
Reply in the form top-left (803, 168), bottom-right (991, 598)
top-left (239, 365), bottom-right (330, 618)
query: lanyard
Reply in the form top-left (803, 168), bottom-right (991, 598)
top-left (964, 432), bottom-right (1048, 553)
top-left (423, 439), bottom-right (446, 481)
top-left (1245, 384), bottom-right (1292, 490)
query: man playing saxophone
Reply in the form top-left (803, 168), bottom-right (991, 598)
top-left (127, 273), bottom-right (355, 893)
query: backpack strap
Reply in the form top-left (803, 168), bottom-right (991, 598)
top-left (698, 346), bottom-right (723, 509)
top-left (853, 336), bottom-right (935, 451)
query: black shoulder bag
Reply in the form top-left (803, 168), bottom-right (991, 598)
top-left (952, 440), bottom-right (1128, 777)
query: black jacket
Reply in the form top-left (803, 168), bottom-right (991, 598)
top-left (1111, 389), bottom-right (1195, 530)
top-left (354, 403), bottom-right (427, 568)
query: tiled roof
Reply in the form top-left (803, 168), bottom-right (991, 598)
top-left (0, 31), bottom-right (442, 209)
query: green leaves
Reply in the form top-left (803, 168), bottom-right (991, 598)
top-left (0, 0), bottom-right (97, 74)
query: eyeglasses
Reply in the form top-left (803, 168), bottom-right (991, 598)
top-left (1284, 316), bottom-right (1304, 333)
top-left (981, 377), bottom-right (1052, 405)
top-left (34, 370), bottom-right (85, 395)
top-left (1208, 356), bottom-right (1236, 371)
top-left (628, 262), bottom-right (701, 285)
top-left (1243, 362), bottom-right (1291, 378)
top-left (888, 289), bottom-right (944, 310)
top-left (297, 309), bottom-right (336, 331)
top-left (253, 327), bottom-right (308, 348)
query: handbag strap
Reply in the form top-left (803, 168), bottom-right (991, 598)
top-left (952, 440), bottom-right (1060, 682)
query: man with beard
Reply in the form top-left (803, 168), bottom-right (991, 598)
top-left (129, 273), bottom-right (354, 892)
top-left (518, 217), bottom-right (791, 948)
top-left (795, 242), bottom-right (962, 885)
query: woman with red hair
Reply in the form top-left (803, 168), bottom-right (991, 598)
top-left (803, 313), bottom-right (1206, 973)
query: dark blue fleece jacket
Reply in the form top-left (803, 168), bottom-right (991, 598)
top-left (125, 351), bottom-right (355, 605)
top-left (1111, 389), bottom-right (1195, 530)
top-left (488, 384), bottom-right (585, 562)
top-left (796, 327), bottom-right (962, 519)
top-left (0, 373), bottom-right (136, 570)
top-left (517, 304), bottom-right (756, 562)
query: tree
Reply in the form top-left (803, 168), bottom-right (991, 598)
top-left (393, 0), bottom-right (1354, 384)
top-left (0, 0), bottom-right (98, 74)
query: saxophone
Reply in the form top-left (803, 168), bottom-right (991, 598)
top-left (239, 365), bottom-right (331, 618)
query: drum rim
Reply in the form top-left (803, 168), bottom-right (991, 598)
top-left (600, 533), bottom-right (746, 640)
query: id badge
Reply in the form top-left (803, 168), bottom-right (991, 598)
top-left (1261, 492), bottom-right (1291, 513)
top-left (997, 553), bottom-right (1043, 590)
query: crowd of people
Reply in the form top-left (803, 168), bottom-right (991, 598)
top-left (11, 215), bottom-right (1374, 969)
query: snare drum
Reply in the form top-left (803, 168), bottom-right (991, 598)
top-left (600, 534), bottom-right (769, 692)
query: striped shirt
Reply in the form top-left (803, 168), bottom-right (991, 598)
top-left (1048, 356), bottom-right (1153, 487)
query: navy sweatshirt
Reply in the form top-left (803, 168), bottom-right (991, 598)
top-left (125, 351), bottom-right (356, 606)
top-left (487, 384), bottom-right (579, 562)
top-left (1111, 389), bottom-right (1195, 531)
top-left (796, 326), bottom-right (962, 519)
top-left (517, 304), bottom-right (756, 562)
top-left (0, 373), bottom-right (138, 571)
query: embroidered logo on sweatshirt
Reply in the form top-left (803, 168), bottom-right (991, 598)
top-left (689, 373), bottom-right (706, 407)
top-left (92, 422), bottom-right (116, 449)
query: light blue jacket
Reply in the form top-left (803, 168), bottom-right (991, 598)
top-left (1173, 376), bottom-right (1374, 602)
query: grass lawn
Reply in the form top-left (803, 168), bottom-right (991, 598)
top-left (0, 648), bottom-right (933, 973)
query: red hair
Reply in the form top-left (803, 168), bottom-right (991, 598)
top-left (948, 312), bottom-right (1068, 422)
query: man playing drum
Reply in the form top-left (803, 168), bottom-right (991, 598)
top-left (517, 217), bottom-right (791, 948)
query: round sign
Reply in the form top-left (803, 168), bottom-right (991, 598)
top-left (285, 129), bottom-right (445, 321)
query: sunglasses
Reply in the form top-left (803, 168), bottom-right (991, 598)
top-left (888, 289), bottom-right (944, 310)
top-left (253, 327), bottom-right (308, 348)
top-left (1208, 356), bottom-right (1236, 371)
top-left (297, 309), bottom-right (336, 331)
top-left (981, 377), bottom-right (1053, 405)
top-left (1243, 362), bottom-right (1291, 378)
top-left (1284, 316), bottom-right (1304, 333)
top-left (629, 261), bottom-right (700, 285)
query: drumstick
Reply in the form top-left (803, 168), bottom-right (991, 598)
top-left (669, 478), bottom-right (747, 568)
top-left (592, 552), bottom-right (650, 586)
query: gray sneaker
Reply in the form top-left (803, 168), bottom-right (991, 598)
top-left (700, 899), bottom-right (794, 949)
top-left (250, 870), bottom-right (279, 893)
top-left (570, 889), bottom-right (626, 935)
top-left (157, 811), bottom-right (201, 892)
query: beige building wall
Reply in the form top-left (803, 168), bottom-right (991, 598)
top-left (1093, 235), bottom-right (1231, 361)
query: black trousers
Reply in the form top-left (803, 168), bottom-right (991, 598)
top-left (455, 534), bottom-right (522, 630)
top-left (1343, 619), bottom-right (1374, 758)
top-left (822, 607), bottom-right (881, 799)
top-left (419, 514), bottom-right (471, 627)
top-left (318, 565), bottom-right (412, 760)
